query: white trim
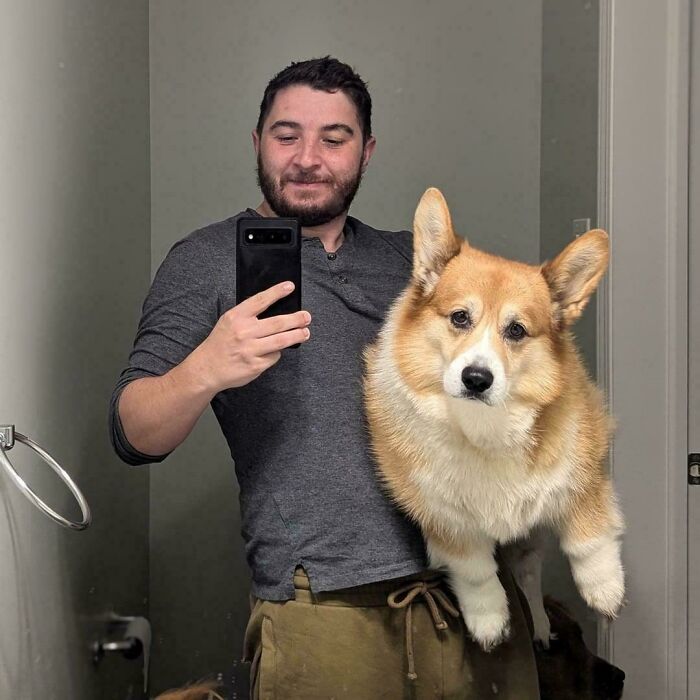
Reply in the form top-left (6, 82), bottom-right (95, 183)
top-left (605, 0), bottom-right (690, 696)
top-left (596, 0), bottom-right (614, 662)
top-left (664, 1), bottom-right (690, 697)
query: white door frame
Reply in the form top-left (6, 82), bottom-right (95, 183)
top-left (598, 1), bottom-right (689, 697)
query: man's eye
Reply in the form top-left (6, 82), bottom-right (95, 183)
top-left (450, 310), bottom-right (471, 329)
top-left (324, 139), bottom-right (344, 146)
top-left (505, 322), bottom-right (527, 340)
top-left (276, 135), bottom-right (296, 143)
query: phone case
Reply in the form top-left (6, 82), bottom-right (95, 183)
top-left (235, 217), bottom-right (302, 320)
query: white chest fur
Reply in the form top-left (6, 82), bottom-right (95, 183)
top-left (408, 430), bottom-right (572, 544)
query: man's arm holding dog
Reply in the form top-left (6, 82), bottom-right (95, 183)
top-left (118, 282), bottom-right (311, 457)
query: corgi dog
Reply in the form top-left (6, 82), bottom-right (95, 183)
top-left (363, 187), bottom-right (625, 650)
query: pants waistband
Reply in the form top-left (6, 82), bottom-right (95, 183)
top-left (292, 566), bottom-right (447, 606)
top-left (292, 566), bottom-right (461, 682)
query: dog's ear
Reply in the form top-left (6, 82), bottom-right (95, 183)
top-left (541, 229), bottom-right (609, 329)
top-left (412, 188), bottom-right (463, 295)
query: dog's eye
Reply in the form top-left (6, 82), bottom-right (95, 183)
top-left (506, 322), bottom-right (527, 340)
top-left (450, 310), bottom-right (471, 328)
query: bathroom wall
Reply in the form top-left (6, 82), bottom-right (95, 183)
top-left (0, 1), bottom-right (151, 698)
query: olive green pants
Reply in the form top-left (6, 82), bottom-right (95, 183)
top-left (242, 563), bottom-right (540, 699)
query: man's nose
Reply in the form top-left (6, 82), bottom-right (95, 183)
top-left (293, 138), bottom-right (322, 170)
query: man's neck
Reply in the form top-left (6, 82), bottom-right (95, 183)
top-left (256, 200), bottom-right (346, 253)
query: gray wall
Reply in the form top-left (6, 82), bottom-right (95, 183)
top-left (148, 0), bottom-right (544, 694)
top-left (540, 0), bottom-right (599, 378)
top-left (539, 0), bottom-right (600, 649)
top-left (0, 1), bottom-right (150, 698)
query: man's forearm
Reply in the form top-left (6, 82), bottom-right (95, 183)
top-left (118, 348), bottom-right (217, 457)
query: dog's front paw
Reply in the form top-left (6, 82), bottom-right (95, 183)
top-left (579, 576), bottom-right (625, 617)
top-left (464, 608), bottom-right (511, 651)
top-left (573, 560), bottom-right (625, 618)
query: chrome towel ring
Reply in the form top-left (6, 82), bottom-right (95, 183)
top-left (0, 424), bottom-right (91, 530)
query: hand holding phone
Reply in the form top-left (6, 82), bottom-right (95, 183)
top-left (194, 281), bottom-right (311, 393)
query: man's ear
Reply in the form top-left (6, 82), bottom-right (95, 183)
top-left (412, 188), bottom-right (463, 296)
top-left (252, 129), bottom-right (260, 156)
top-left (361, 135), bottom-right (377, 173)
top-left (540, 229), bottom-right (610, 328)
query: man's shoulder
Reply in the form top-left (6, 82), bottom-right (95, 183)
top-left (348, 215), bottom-right (413, 265)
top-left (152, 210), bottom-right (252, 284)
top-left (177, 209), bottom-right (253, 251)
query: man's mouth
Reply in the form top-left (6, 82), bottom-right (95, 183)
top-left (290, 181), bottom-right (326, 187)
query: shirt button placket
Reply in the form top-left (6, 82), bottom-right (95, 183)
top-left (326, 251), bottom-right (348, 284)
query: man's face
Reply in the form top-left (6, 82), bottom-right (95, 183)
top-left (253, 85), bottom-right (376, 227)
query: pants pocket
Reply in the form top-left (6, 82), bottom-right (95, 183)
top-left (243, 598), bottom-right (277, 700)
top-left (257, 616), bottom-right (276, 699)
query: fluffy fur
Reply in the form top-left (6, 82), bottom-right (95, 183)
top-left (363, 188), bottom-right (625, 650)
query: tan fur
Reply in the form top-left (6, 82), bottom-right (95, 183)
top-left (155, 681), bottom-right (224, 700)
top-left (363, 188), bottom-right (625, 649)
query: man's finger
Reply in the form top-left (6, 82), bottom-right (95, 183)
top-left (255, 310), bottom-right (311, 339)
top-left (236, 281), bottom-right (295, 318)
top-left (252, 326), bottom-right (311, 356)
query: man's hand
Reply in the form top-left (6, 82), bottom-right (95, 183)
top-left (194, 281), bottom-right (311, 393)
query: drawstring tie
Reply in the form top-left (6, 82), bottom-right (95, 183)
top-left (387, 579), bottom-right (461, 682)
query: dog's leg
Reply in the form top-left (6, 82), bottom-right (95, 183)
top-left (559, 489), bottom-right (625, 617)
top-left (427, 534), bottom-right (509, 651)
top-left (501, 533), bottom-right (552, 648)
top-left (561, 531), bottom-right (624, 616)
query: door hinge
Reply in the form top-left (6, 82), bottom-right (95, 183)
top-left (689, 454), bottom-right (700, 485)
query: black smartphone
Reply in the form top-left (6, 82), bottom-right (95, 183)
top-left (236, 216), bottom-right (302, 323)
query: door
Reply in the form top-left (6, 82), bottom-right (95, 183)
top-left (690, 1), bottom-right (700, 691)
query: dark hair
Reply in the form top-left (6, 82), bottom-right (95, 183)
top-left (256, 56), bottom-right (372, 144)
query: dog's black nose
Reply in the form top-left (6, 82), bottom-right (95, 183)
top-left (462, 366), bottom-right (494, 394)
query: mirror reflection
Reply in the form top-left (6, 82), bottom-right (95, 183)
top-left (1, 2), bottom-right (620, 698)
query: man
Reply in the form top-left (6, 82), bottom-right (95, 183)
top-left (109, 56), bottom-right (539, 699)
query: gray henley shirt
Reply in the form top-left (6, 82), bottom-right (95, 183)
top-left (109, 208), bottom-right (428, 600)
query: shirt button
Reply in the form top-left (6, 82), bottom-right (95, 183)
top-left (338, 275), bottom-right (348, 284)
top-left (327, 252), bottom-right (337, 260)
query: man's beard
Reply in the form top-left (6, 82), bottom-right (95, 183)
top-left (256, 153), bottom-right (364, 227)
